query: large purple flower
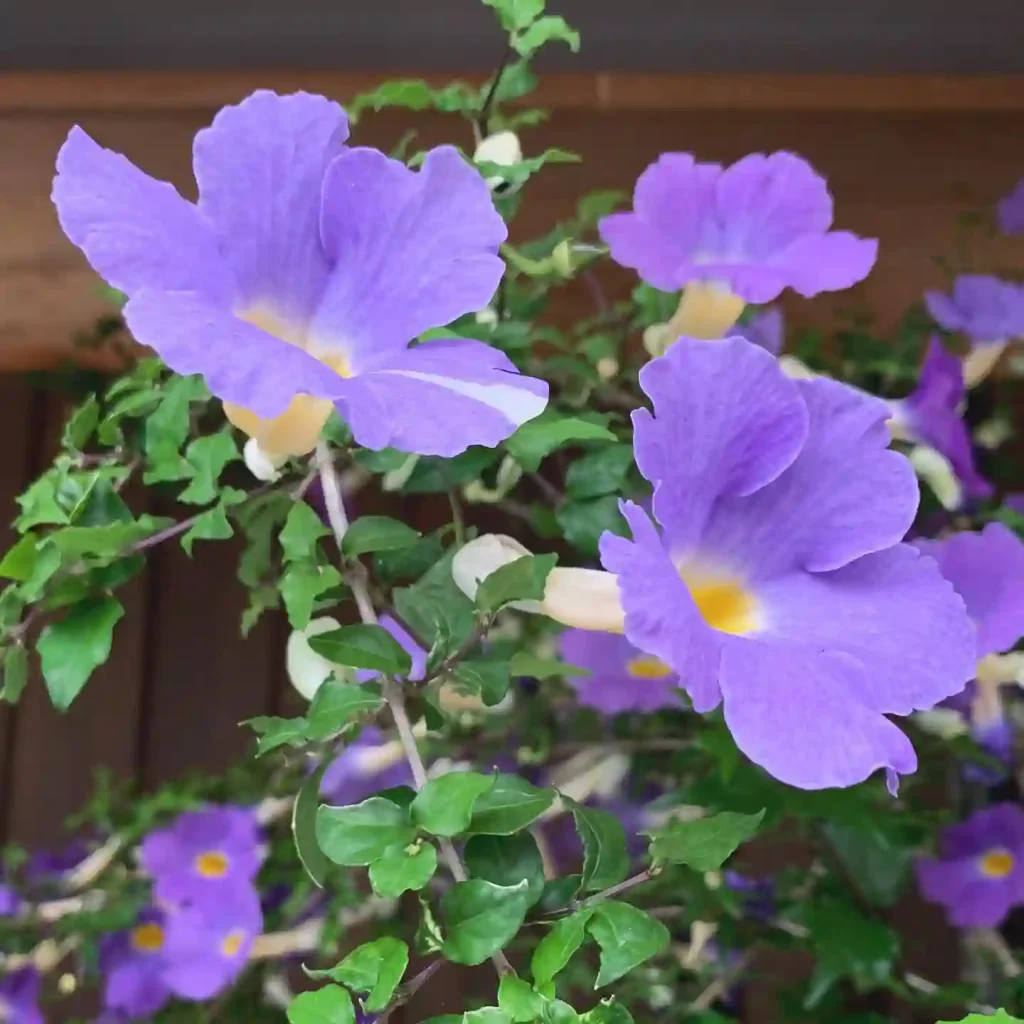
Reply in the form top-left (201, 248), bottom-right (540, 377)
top-left (917, 803), bottom-right (1024, 928)
top-left (100, 908), bottom-right (174, 1019)
top-left (600, 151), bottom-right (877, 305)
top-left (598, 336), bottom-right (975, 789)
top-left (559, 629), bottom-right (681, 714)
top-left (0, 968), bottom-right (44, 1024)
top-left (161, 887), bottom-right (263, 1000)
top-left (320, 726), bottom-right (414, 806)
top-left (998, 177), bottom-right (1024, 235)
top-left (140, 806), bottom-right (262, 905)
top-left (52, 91), bottom-right (548, 460)
top-left (887, 337), bottom-right (991, 502)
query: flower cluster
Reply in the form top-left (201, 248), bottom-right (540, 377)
top-left (100, 807), bottom-right (263, 1019)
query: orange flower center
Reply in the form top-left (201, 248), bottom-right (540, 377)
top-left (681, 570), bottom-right (758, 635)
top-left (626, 655), bottom-right (673, 680)
top-left (980, 848), bottom-right (1015, 879)
top-left (194, 850), bottom-right (231, 879)
top-left (131, 922), bottom-right (165, 953)
top-left (221, 929), bottom-right (247, 958)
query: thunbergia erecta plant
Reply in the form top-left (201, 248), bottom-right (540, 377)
top-left (2, 3), bottom-right (1024, 1023)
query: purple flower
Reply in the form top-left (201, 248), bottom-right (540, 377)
top-left (917, 803), bottom-right (1024, 927)
top-left (140, 806), bottom-right (262, 905)
top-left (734, 306), bottom-right (784, 356)
top-left (0, 883), bottom-right (19, 916)
top-left (887, 337), bottom-right (991, 501)
top-left (52, 91), bottom-right (548, 460)
top-left (998, 177), bottom-right (1024, 235)
top-left (599, 151), bottom-right (877, 304)
top-left (320, 727), bottom-right (414, 805)
top-left (724, 871), bottom-right (776, 922)
top-left (25, 838), bottom-right (89, 882)
top-left (559, 629), bottom-right (681, 714)
top-left (916, 523), bottom-right (1024, 660)
top-left (925, 275), bottom-right (1024, 343)
top-left (0, 968), bottom-right (43, 1024)
top-left (598, 336), bottom-right (975, 790)
top-left (161, 887), bottom-right (263, 1000)
top-left (100, 909), bottom-right (173, 1019)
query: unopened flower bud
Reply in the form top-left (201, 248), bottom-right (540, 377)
top-left (243, 438), bottom-right (286, 482)
top-left (286, 616), bottom-right (349, 700)
top-left (474, 130), bottom-right (522, 190)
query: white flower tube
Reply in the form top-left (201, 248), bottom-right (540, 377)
top-left (286, 616), bottom-right (350, 700)
top-left (244, 437), bottom-right (287, 482)
top-left (451, 534), bottom-right (625, 632)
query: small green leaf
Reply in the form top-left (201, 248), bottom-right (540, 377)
top-left (464, 1011), bottom-right (513, 1024)
top-left (293, 763), bottom-right (331, 887)
top-left (305, 682), bottom-right (383, 741)
top-left (586, 901), bottom-right (670, 987)
top-left (564, 445), bottom-right (634, 501)
top-left (342, 516), bottom-right (422, 558)
top-left (245, 715), bottom-right (309, 755)
top-left (316, 797), bottom-right (416, 866)
top-left (646, 810), bottom-right (765, 872)
top-left (451, 659), bottom-right (512, 707)
top-left (280, 503), bottom-right (330, 562)
top-left (411, 772), bottom-right (496, 837)
top-left (822, 822), bottom-right (913, 907)
top-left (513, 15), bottom-right (580, 55)
top-left (532, 908), bottom-right (594, 985)
top-left (540, 1003), bottom-right (579, 1024)
top-left (0, 535), bottom-right (40, 581)
top-left (306, 937), bottom-right (409, 1013)
top-left (567, 799), bottom-right (629, 893)
top-left (505, 415), bottom-right (615, 471)
top-left (580, 1001), bottom-right (634, 1024)
top-left (482, 0), bottom-right (544, 31)
top-left (556, 497), bottom-right (627, 559)
top-left (287, 985), bottom-right (355, 1024)
top-left (1, 646), bottom-right (29, 704)
top-left (369, 842), bottom-right (438, 898)
top-left (939, 1014), bottom-right (1024, 1024)
top-left (464, 832), bottom-right (545, 904)
top-left (498, 975), bottom-right (547, 1022)
top-left (440, 879), bottom-right (533, 965)
top-left (181, 504), bottom-right (233, 554)
top-left (394, 553), bottom-right (476, 657)
top-left (308, 623), bottom-right (412, 675)
top-left (178, 431), bottom-right (240, 505)
top-left (63, 395), bottom-right (100, 450)
top-left (38, 596), bottom-right (124, 711)
top-left (476, 554), bottom-right (557, 614)
top-left (280, 562), bottom-right (343, 630)
top-left (468, 774), bottom-right (556, 835)
top-left (509, 653), bottom-right (589, 680)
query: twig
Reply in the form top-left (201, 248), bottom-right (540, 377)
top-left (314, 443), bottom-right (512, 977)
top-left (574, 868), bottom-right (656, 912)
top-left (475, 45), bottom-right (515, 140)
top-left (379, 960), bottom-right (445, 1023)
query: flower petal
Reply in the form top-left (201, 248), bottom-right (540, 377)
top-left (335, 339), bottom-right (547, 456)
top-left (719, 639), bottom-right (917, 789)
top-left (312, 146), bottom-right (507, 365)
top-left (123, 289), bottom-right (345, 418)
top-left (702, 377), bottom-right (918, 576)
top-left (763, 231), bottom-right (879, 298)
top-left (52, 127), bottom-right (232, 302)
top-left (633, 336), bottom-right (808, 551)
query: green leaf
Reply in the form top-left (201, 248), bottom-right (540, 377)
top-left (532, 908), bottom-right (594, 985)
top-left (178, 431), bottom-right (240, 505)
top-left (509, 653), bottom-right (589, 680)
top-left (498, 975), bottom-right (547, 1022)
top-left (181, 504), bottom-right (233, 554)
top-left (513, 15), bottom-right (580, 55)
top-left (823, 822), bottom-right (913, 907)
top-left (482, 0), bottom-right (544, 31)
top-left (0, 535), bottom-right (40, 581)
top-left (280, 503), bottom-right (330, 562)
top-left (540, 1003), bottom-right (579, 1024)
top-left (350, 79), bottom-right (476, 117)
top-left (308, 623), bottom-right (412, 675)
top-left (316, 797), bottom-right (416, 866)
top-left (38, 596), bottom-right (124, 711)
top-left (293, 762), bottom-right (331, 887)
top-left (63, 395), bottom-right (100, 450)
top-left (306, 937), bottom-right (409, 1013)
top-left (280, 562), bottom-right (343, 630)
top-left (468, 774), bottom-right (556, 835)
top-left (505, 415), bottom-right (615, 471)
top-left (411, 772), bottom-right (496, 837)
top-left (342, 517), bottom-right (421, 558)
top-left (16, 476), bottom-right (71, 530)
top-left (369, 841), bottom-right (438, 898)
top-left (246, 715), bottom-right (308, 755)
top-left (556, 497), bottom-right (627, 559)
top-left (586, 901), bottom-right (670, 987)
top-left (451, 658), bottom-right (512, 707)
top-left (567, 799), bottom-right (629, 893)
top-left (564, 445), bottom-right (634, 501)
top-left (394, 553), bottom-right (476, 656)
top-left (287, 985), bottom-right (355, 1024)
top-left (580, 1002), bottom-right (634, 1024)
top-left (464, 1012), bottom-right (513, 1024)
top-left (476, 554), bottom-right (557, 614)
top-left (440, 879), bottom-right (533, 965)
top-left (1, 646), bottom-right (29, 704)
top-left (464, 831), bottom-right (545, 904)
top-left (939, 1014), bottom-right (1024, 1024)
top-left (804, 897), bottom-right (900, 1007)
top-left (306, 682), bottom-right (383, 741)
top-left (646, 810), bottom-right (765, 872)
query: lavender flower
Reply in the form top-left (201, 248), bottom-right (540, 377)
top-left (600, 151), bottom-right (876, 344)
top-left (100, 909), bottom-right (173, 1019)
top-left (0, 882), bottom-right (18, 916)
top-left (140, 806), bottom-right (262, 905)
top-left (599, 336), bottom-right (975, 789)
top-left (320, 727), bottom-right (414, 806)
top-left (52, 91), bottom-right (547, 462)
top-left (998, 177), bottom-right (1024, 235)
top-left (559, 629), bottom-right (681, 714)
top-left (734, 306), bottom-right (784, 356)
top-left (887, 337), bottom-right (991, 503)
top-left (0, 968), bottom-right (44, 1024)
top-left (917, 803), bottom-right (1024, 927)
